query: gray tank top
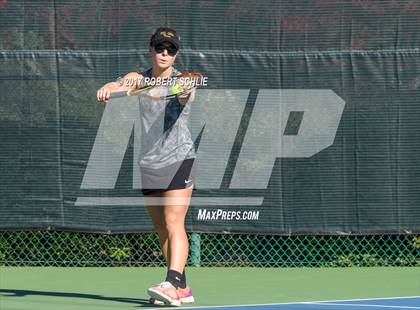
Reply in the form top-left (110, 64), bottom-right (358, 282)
top-left (137, 67), bottom-right (196, 169)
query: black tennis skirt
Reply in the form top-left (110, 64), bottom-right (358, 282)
top-left (140, 158), bottom-right (196, 196)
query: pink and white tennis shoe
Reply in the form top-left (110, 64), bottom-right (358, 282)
top-left (148, 284), bottom-right (194, 306)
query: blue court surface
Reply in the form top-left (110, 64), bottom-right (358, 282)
top-left (168, 297), bottom-right (420, 310)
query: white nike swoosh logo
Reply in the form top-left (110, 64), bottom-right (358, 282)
top-left (184, 179), bottom-right (193, 184)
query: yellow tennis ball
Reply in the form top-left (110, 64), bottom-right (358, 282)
top-left (170, 83), bottom-right (184, 94)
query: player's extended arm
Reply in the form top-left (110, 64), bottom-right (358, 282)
top-left (96, 72), bottom-right (143, 103)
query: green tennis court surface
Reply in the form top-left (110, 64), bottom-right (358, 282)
top-left (0, 267), bottom-right (418, 309)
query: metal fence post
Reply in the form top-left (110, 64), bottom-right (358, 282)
top-left (189, 233), bottom-right (201, 267)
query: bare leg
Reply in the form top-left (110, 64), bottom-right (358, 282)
top-left (146, 187), bottom-right (194, 306)
top-left (145, 198), bottom-right (170, 265)
top-left (162, 186), bottom-right (193, 273)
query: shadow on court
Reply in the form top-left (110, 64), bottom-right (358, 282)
top-left (0, 289), bottom-right (160, 308)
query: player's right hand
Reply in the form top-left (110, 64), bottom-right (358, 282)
top-left (96, 85), bottom-right (113, 103)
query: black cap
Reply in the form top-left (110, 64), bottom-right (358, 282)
top-left (150, 27), bottom-right (180, 50)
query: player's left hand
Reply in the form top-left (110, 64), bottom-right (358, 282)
top-left (176, 76), bottom-right (197, 103)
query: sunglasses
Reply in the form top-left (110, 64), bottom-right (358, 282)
top-left (154, 44), bottom-right (178, 56)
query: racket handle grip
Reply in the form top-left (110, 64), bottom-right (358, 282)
top-left (109, 91), bottom-right (127, 99)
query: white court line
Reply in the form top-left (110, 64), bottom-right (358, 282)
top-left (306, 302), bottom-right (420, 309)
top-left (157, 296), bottom-right (420, 309)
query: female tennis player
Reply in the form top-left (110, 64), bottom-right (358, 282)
top-left (97, 27), bottom-right (196, 307)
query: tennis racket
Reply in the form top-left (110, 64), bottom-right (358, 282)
top-left (109, 72), bottom-right (203, 100)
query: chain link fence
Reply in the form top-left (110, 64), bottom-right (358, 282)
top-left (1, 232), bottom-right (418, 267)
